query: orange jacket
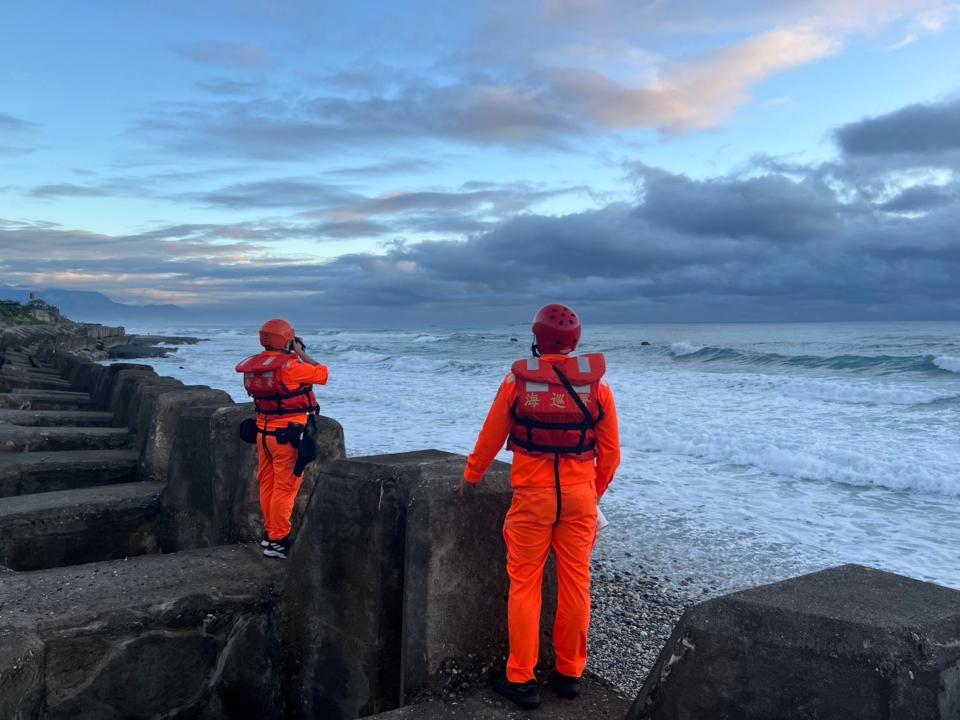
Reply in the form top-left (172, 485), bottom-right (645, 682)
top-left (258, 360), bottom-right (329, 430)
top-left (465, 354), bottom-right (620, 497)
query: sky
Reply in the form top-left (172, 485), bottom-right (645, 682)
top-left (1, 0), bottom-right (959, 324)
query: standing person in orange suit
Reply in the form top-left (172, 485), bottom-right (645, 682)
top-left (464, 304), bottom-right (620, 709)
top-left (236, 319), bottom-right (329, 559)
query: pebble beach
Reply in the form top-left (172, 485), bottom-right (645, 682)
top-left (589, 554), bottom-right (720, 696)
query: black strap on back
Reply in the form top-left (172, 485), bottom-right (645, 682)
top-left (553, 366), bottom-right (601, 454)
top-left (552, 366), bottom-right (595, 423)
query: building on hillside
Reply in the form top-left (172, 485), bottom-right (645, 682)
top-left (26, 298), bottom-right (62, 323)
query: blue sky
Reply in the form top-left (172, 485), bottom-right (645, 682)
top-left (1, 0), bottom-right (959, 321)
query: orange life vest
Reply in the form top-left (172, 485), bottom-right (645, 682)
top-left (507, 353), bottom-right (605, 460)
top-left (235, 351), bottom-right (318, 416)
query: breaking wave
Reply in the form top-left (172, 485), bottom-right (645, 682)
top-left (638, 431), bottom-right (960, 497)
top-left (670, 343), bottom-right (960, 375)
top-left (934, 355), bottom-right (960, 374)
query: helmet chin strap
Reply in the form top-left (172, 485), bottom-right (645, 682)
top-left (531, 342), bottom-right (541, 358)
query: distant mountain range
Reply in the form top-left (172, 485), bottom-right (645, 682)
top-left (0, 285), bottom-right (189, 324)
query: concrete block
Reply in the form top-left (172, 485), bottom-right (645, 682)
top-left (0, 373), bottom-right (71, 392)
top-left (628, 564), bottom-right (960, 720)
top-left (126, 379), bottom-right (186, 450)
top-left (0, 546), bottom-right (283, 720)
top-left (0, 410), bottom-right (115, 428)
top-left (91, 363), bottom-right (153, 409)
top-left (0, 449), bottom-right (138, 497)
top-left (69, 361), bottom-right (106, 396)
top-left (0, 630), bottom-right (44, 720)
top-left (0, 391), bottom-right (95, 411)
top-left (278, 450), bottom-right (523, 720)
top-left (161, 405), bottom-right (245, 551)
top-left (0, 425), bottom-right (131, 453)
top-left (401, 458), bottom-right (513, 699)
top-left (140, 388), bottom-right (232, 483)
top-left (0, 482), bottom-right (162, 570)
top-left (106, 367), bottom-right (160, 421)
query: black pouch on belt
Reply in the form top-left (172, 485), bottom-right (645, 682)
top-left (286, 423), bottom-right (304, 449)
top-left (238, 418), bottom-right (258, 444)
top-left (294, 433), bottom-right (317, 477)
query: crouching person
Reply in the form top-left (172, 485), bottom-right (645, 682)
top-left (236, 318), bottom-right (329, 559)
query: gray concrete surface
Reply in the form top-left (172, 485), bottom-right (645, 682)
top-left (628, 564), bottom-right (960, 720)
top-left (0, 425), bottom-right (131, 453)
top-left (0, 545), bottom-right (283, 720)
top-left (0, 449), bottom-right (138, 497)
top-left (0, 390), bottom-right (96, 411)
top-left (0, 409), bottom-right (114, 427)
top-left (0, 481), bottom-right (162, 570)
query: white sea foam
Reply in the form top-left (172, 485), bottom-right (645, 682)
top-left (934, 355), bottom-right (960, 373)
top-left (325, 349), bottom-right (387, 363)
top-left (735, 375), bottom-right (958, 407)
top-left (670, 341), bottom-right (704, 356)
top-left (634, 428), bottom-right (960, 497)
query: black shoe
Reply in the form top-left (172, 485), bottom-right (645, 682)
top-left (492, 676), bottom-right (541, 709)
top-left (550, 672), bottom-right (581, 699)
top-left (263, 537), bottom-right (291, 559)
top-left (260, 533), bottom-right (270, 548)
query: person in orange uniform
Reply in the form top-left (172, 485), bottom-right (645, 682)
top-left (464, 304), bottom-right (620, 709)
top-left (236, 319), bottom-right (329, 559)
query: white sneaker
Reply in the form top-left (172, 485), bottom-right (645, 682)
top-left (263, 540), bottom-right (289, 559)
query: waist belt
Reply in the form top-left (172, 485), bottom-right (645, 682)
top-left (238, 418), bottom-right (304, 446)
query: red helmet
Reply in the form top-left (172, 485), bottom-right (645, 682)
top-left (259, 318), bottom-right (296, 350)
top-left (532, 304), bottom-right (581, 355)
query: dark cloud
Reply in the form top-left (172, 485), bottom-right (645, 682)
top-left (168, 179), bottom-right (582, 241)
top-left (0, 113), bottom-right (32, 131)
top-left (835, 97), bottom-right (960, 156)
top-left (178, 42), bottom-right (272, 69)
top-left (0, 145), bottom-right (34, 156)
top-left (197, 79), bottom-right (263, 96)
top-left (635, 167), bottom-right (840, 242)
top-left (323, 158), bottom-right (437, 177)
top-left (7, 155), bottom-right (958, 321)
top-left (0, 113), bottom-right (37, 155)
top-left (138, 80), bottom-right (584, 160)
top-left (880, 184), bottom-right (955, 213)
top-left (352, 184), bottom-right (582, 217)
top-left (28, 183), bottom-right (108, 198)
top-left (176, 179), bottom-right (362, 209)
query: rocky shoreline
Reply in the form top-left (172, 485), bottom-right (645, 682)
top-left (589, 556), bottom-right (688, 697)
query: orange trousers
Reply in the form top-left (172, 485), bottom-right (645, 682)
top-left (503, 482), bottom-right (598, 683)
top-left (257, 433), bottom-right (302, 542)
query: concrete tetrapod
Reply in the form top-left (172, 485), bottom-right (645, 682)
top-left (277, 450), bottom-right (563, 720)
top-left (628, 564), bottom-right (960, 720)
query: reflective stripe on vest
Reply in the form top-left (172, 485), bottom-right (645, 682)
top-left (507, 353), bottom-right (606, 460)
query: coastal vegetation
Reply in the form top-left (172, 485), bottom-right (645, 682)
top-left (0, 298), bottom-right (65, 326)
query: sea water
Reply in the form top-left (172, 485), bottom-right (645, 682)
top-left (127, 322), bottom-right (960, 593)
